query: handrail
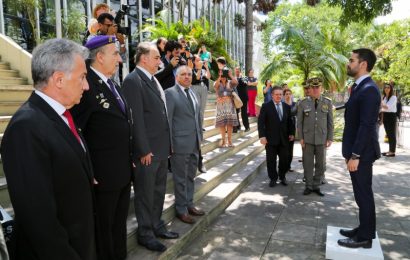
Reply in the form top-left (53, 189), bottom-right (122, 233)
top-left (0, 33), bottom-right (32, 85)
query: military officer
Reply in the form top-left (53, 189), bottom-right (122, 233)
top-left (297, 77), bottom-right (333, 196)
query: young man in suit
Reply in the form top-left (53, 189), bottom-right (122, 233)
top-left (122, 42), bottom-right (178, 252)
top-left (338, 48), bottom-right (381, 249)
top-left (258, 86), bottom-right (295, 187)
top-left (165, 66), bottom-right (206, 225)
top-left (0, 39), bottom-right (96, 260)
top-left (71, 35), bottom-right (133, 260)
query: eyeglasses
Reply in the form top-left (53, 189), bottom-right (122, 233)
top-left (103, 23), bottom-right (114, 27)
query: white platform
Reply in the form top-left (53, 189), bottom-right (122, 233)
top-left (325, 226), bottom-right (384, 260)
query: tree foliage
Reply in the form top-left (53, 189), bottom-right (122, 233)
top-left (327, 0), bottom-right (392, 27)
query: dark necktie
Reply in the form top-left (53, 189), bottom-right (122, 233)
top-left (350, 83), bottom-right (357, 95)
top-left (276, 103), bottom-right (282, 121)
top-left (63, 110), bottom-right (81, 144)
top-left (315, 99), bottom-right (318, 109)
top-left (107, 79), bottom-right (126, 113)
top-left (184, 88), bottom-right (195, 112)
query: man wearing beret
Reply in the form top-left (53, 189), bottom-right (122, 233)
top-left (71, 35), bottom-right (133, 260)
top-left (297, 77), bottom-right (333, 196)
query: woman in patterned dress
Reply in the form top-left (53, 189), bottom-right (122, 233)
top-left (214, 57), bottom-right (239, 147)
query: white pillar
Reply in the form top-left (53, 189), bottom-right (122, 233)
top-left (151, 0), bottom-right (155, 26)
top-left (55, 0), bottom-right (62, 38)
top-left (0, 0), bottom-right (5, 34)
top-left (86, 0), bottom-right (92, 24)
top-left (138, 0), bottom-right (143, 41)
top-left (35, 4), bottom-right (41, 43)
top-left (63, 0), bottom-right (68, 36)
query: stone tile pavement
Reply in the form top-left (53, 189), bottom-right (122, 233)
top-left (179, 141), bottom-right (410, 259)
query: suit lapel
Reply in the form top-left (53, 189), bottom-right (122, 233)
top-left (136, 68), bottom-right (163, 101)
top-left (30, 93), bottom-right (94, 182)
top-left (177, 86), bottom-right (195, 115)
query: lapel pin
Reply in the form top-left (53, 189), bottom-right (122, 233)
top-left (103, 102), bottom-right (110, 109)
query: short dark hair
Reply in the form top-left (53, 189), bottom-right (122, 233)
top-left (352, 48), bottom-right (377, 72)
top-left (216, 57), bottom-right (226, 65)
top-left (164, 40), bottom-right (182, 53)
top-left (271, 86), bottom-right (282, 95)
top-left (283, 88), bottom-right (292, 95)
top-left (97, 13), bottom-right (114, 24)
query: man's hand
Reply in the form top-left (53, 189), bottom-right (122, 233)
top-left (289, 135), bottom-right (295, 141)
top-left (260, 137), bottom-right (267, 145)
top-left (140, 153), bottom-right (154, 166)
top-left (107, 24), bottom-right (118, 35)
top-left (326, 140), bottom-right (332, 147)
top-left (116, 33), bottom-right (125, 44)
top-left (300, 139), bottom-right (305, 148)
top-left (347, 159), bottom-right (359, 172)
top-left (170, 56), bottom-right (179, 67)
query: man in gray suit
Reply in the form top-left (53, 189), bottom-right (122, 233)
top-left (122, 42), bottom-right (178, 253)
top-left (165, 66), bottom-right (205, 225)
top-left (297, 77), bottom-right (334, 196)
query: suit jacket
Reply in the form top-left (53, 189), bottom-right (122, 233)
top-left (297, 96), bottom-right (334, 145)
top-left (155, 57), bottom-right (176, 90)
top-left (165, 85), bottom-right (202, 154)
top-left (258, 101), bottom-right (295, 146)
top-left (342, 77), bottom-right (381, 162)
top-left (0, 93), bottom-right (96, 260)
top-left (70, 67), bottom-right (133, 191)
top-left (121, 68), bottom-right (171, 161)
top-left (236, 77), bottom-right (248, 101)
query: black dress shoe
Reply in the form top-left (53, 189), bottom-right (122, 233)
top-left (339, 228), bottom-right (358, 238)
top-left (381, 152), bottom-right (388, 156)
top-left (303, 188), bottom-right (312, 195)
top-left (269, 180), bottom-right (277, 187)
top-left (156, 231), bottom-right (179, 239)
top-left (139, 239), bottom-right (167, 252)
top-left (280, 180), bottom-right (288, 186)
top-left (188, 207), bottom-right (205, 216)
top-left (337, 237), bottom-right (372, 249)
top-left (313, 189), bottom-right (324, 197)
top-left (288, 168), bottom-right (294, 172)
top-left (244, 128), bottom-right (250, 132)
top-left (385, 153), bottom-right (395, 157)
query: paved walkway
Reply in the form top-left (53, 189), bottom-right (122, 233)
top-left (179, 140), bottom-right (410, 259)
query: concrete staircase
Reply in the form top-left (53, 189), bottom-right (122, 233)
top-left (0, 61), bottom-right (266, 259)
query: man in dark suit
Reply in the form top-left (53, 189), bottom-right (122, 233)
top-left (165, 66), bottom-right (206, 225)
top-left (0, 39), bottom-right (96, 260)
top-left (122, 42), bottom-right (178, 252)
top-left (258, 86), bottom-right (295, 187)
top-left (234, 67), bottom-right (250, 132)
top-left (338, 48), bottom-right (381, 249)
top-left (155, 40), bottom-right (183, 90)
top-left (71, 35), bottom-right (133, 260)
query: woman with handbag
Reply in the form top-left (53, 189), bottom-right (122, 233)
top-left (381, 83), bottom-right (397, 157)
top-left (214, 57), bottom-right (239, 147)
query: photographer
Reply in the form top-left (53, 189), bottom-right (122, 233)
top-left (179, 38), bottom-right (194, 69)
top-left (155, 40), bottom-right (185, 90)
top-left (234, 67), bottom-right (250, 132)
top-left (91, 13), bottom-right (126, 55)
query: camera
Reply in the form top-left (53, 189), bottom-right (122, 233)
top-left (185, 46), bottom-right (191, 52)
top-left (114, 4), bottom-right (130, 35)
top-left (178, 56), bottom-right (187, 66)
top-left (222, 66), bottom-right (230, 78)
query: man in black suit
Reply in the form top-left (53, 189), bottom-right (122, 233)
top-left (234, 67), bottom-right (250, 132)
top-left (155, 40), bottom-right (183, 90)
top-left (258, 86), bottom-right (295, 187)
top-left (0, 39), bottom-right (96, 260)
top-left (122, 42), bottom-right (178, 252)
top-left (338, 48), bottom-right (381, 249)
top-left (71, 35), bottom-right (133, 260)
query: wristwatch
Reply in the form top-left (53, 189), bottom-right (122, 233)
top-left (350, 154), bottom-right (360, 160)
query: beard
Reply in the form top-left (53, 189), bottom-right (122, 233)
top-left (347, 66), bottom-right (357, 77)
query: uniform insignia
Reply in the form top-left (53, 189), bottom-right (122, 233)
top-left (100, 98), bottom-right (107, 104)
top-left (98, 79), bottom-right (103, 84)
top-left (103, 102), bottom-right (110, 109)
top-left (322, 104), bottom-right (328, 110)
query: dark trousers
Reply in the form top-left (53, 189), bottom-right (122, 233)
top-left (288, 140), bottom-right (294, 170)
top-left (240, 98), bottom-right (250, 129)
top-left (350, 161), bottom-right (376, 240)
top-left (383, 112), bottom-right (397, 153)
top-left (134, 159), bottom-right (168, 243)
top-left (95, 184), bottom-right (131, 260)
top-left (265, 144), bottom-right (288, 181)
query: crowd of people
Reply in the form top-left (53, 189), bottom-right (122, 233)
top-left (0, 6), bottom-right (400, 257)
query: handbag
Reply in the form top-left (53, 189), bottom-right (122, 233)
top-left (232, 91), bottom-right (243, 109)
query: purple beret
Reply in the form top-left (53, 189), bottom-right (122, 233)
top-left (85, 35), bottom-right (117, 50)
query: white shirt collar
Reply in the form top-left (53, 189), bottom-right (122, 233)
top-left (34, 90), bottom-right (66, 116)
top-left (137, 65), bottom-right (154, 80)
top-left (355, 74), bottom-right (370, 86)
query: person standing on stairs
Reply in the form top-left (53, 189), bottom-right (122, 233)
top-left (234, 67), bottom-right (250, 132)
top-left (1, 38), bottom-right (97, 260)
top-left (258, 86), bottom-right (295, 187)
top-left (165, 65), bottom-right (206, 225)
top-left (121, 42), bottom-right (178, 253)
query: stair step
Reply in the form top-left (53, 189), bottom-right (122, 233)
top-left (204, 109), bottom-right (215, 118)
top-left (0, 69), bottom-right (19, 77)
top-left (0, 85), bottom-right (33, 102)
top-left (0, 62), bottom-right (10, 70)
top-left (127, 148), bottom-right (266, 259)
top-left (0, 77), bottom-right (28, 85)
top-left (0, 101), bottom-right (23, 115)
top-left (0, 116), bottom-right (12, 133)
top-left (0, 177), bottom-right (9, 208)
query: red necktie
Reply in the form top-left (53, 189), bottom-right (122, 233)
top-left (63, 110), bottom-right (81, 144)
